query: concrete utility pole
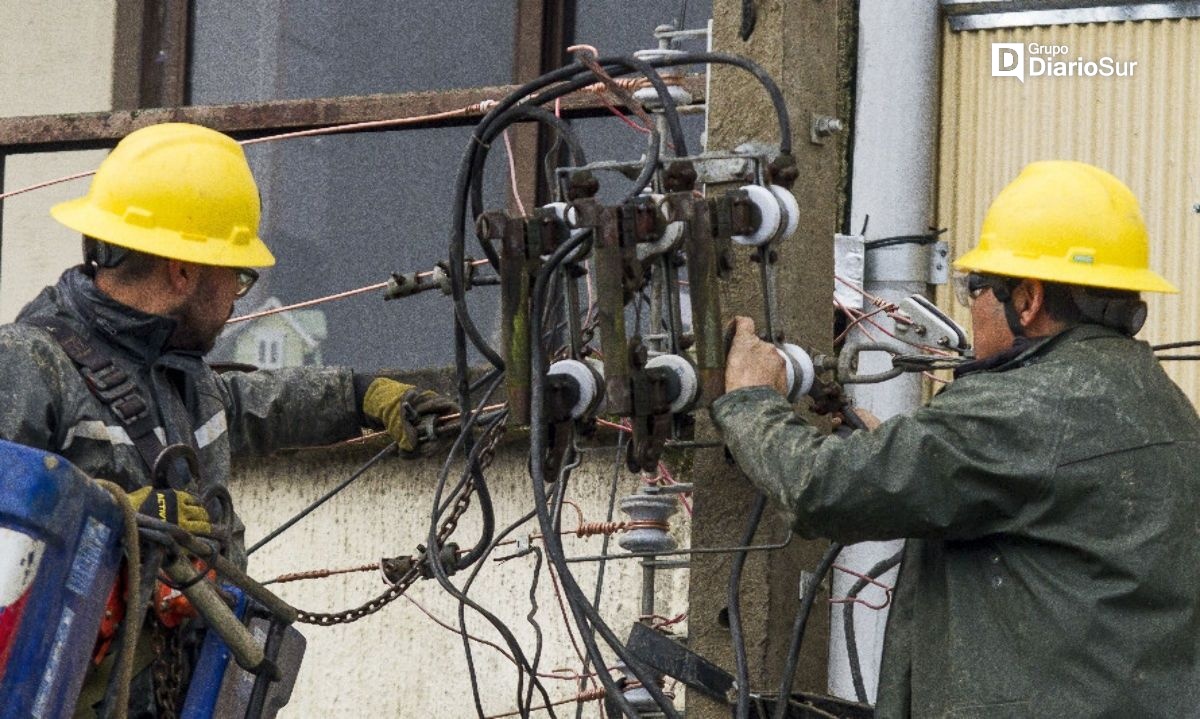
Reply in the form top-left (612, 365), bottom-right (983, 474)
top-left (685, 1), bottom-right (856, 716)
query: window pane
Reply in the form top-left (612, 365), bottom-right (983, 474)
top-left (210, 129), bottom-right (505, 372)
top-left (190, 0), bottom-right (516, 103)
top-left (574, 0), bottom-right (711, 57)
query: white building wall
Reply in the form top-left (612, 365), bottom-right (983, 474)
top-left (0, 1), bottom-right (115, 321)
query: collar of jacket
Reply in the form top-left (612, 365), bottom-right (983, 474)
top-left (19, 266), bottom-right (180, 365)
top-left (953, 323), bottom-right (1123, 379)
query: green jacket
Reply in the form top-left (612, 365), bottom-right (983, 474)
top-left (713, 325), bottom-right (1200, 718)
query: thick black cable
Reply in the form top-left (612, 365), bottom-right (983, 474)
top-left (246, 442), bottom-right (397, 556)
top-left (469, 104), bottom-right (589, 224)
top-left (772, 542), bottom-right (844, 719)
top-left (863, 228), bottom-right (947, 251)
top-left (458, 508), bottom-right (541, 718)
top-left (531, 232), bottom-right (682, 718)
top-left (451, 52), bottom-right (786, 371)
top-left (729, 493), bottom-right (768, 719)
top-left (424, 372), bottom-right (557, 718)
top-left (455, 421), bottom-right (503, 569)
top-left (530, 232), bottom-right (635, 717)
top-left (843, 549), bottom-right (904, 704)
top-left (1153, 340), bottom-right (1200, 351)
top-left (575, 431), bottom-right (629, 719)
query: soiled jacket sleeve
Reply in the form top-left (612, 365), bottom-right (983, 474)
top-left (711, 384), bottom-right (1052, 544)
top-left (0, 325), bottom-right (73, 451)
top-left (217, 365), bottom-right (362, 456)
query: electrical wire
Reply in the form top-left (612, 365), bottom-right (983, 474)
top-left (772, 543), bottom-right (843, 719)
top-left (450, 51), bottom-right (788, 375)
top-left (575, 430), bottom-right (629, 719)
top-left (246, 442), bottom-right (398, 556)
top-left (424, 373), bottom-right (556, 719)
top-left (530, 232), bottom-right (680, 718)
top-left (729, 493), bottom-right (768, 719)
top-left (838, 549), bottom-right (903, 704)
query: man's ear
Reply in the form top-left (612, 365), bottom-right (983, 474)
top-left (1015, 279), bottom-right (1046, 329)
top-left (164, 259), bottom-right (202, 295)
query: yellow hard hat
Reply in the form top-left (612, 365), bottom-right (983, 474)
top-left (51, 123), bottom-right (275, 268)
top-left (953, 160), bottom-right (1175, 293)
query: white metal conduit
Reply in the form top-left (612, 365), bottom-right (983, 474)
top-left (832, 0), bottom-right (942, 704)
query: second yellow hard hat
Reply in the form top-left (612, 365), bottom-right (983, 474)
top-left (954, 160), bottom-right (1176, 293)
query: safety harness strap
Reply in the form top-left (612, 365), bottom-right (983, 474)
top-left (26, 316), bottom-right (170, 486)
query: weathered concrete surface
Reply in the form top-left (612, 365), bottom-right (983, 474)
top-left (686, 1), bottom-right (855, 716)
top-left (234, 434), bottom-right (691, 717)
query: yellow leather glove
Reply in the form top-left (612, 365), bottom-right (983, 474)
top-left (128, 487), bottom-right (211, 535)
top-left (361, 378), bottom-right (458, 453)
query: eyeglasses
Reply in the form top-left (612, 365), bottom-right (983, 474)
top-left (953, 272), bottom-right (1015, 308)
top-left (233, 268), bottom-right (259, 298)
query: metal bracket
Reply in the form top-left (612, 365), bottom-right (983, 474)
top-left (833, 234), bottom-right (866, 311)
top-left (893, 294), bottom-right (970, 353)
top-left (624, 622), bottom-right (733, 701)
top-left (928, 239), bottom-right (951, 285)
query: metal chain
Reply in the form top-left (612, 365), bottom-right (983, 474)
top-left (295, 565), bottom-right (421, 626)
top-left (150, 624), bottom-right (185, 719)
top-left (294, 418), bottom-right (507, 627)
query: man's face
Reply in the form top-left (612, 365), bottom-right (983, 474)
top-left (969, 282), bottom-right (1015, 361)
top-left (169, 266), bottom-right (241, 353)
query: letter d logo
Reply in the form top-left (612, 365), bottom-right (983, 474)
top-left (991, 43), bottom-right (1024, 82)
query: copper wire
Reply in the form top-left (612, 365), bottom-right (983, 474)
top-left (226, 258), bottom-right (492, 325)
top-left (264, 562), bottom-right (378, 585)
top-left (829, 563), bottom-right (895, 611)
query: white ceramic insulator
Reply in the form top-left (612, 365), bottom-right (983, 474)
top-left (776, 343), bottom-right (815, 401)
top-left (548, 359), bottom-right (599, 419)
top-left (545, 202), bottom-right (588, 239)
top-left (731, 184), bottom-right (782, 246)
top-left (645, 354), bottom-right (699, 413)
top-left (768, 184), bottom-right (800, 241)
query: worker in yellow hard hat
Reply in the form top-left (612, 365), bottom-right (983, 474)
top-left (714, 160), bottom-right (1200, 716)
top-left (0, 122), bottom-right (455, 716)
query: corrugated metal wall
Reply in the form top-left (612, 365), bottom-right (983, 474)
top-left (937, 17), bottom-right (1200, 400)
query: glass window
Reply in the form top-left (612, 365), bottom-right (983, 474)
top-left (189, 0), bottom-right (516, 104)
top-left (209, 128), bottom-right (506, 372)
top-left (573, 0), bottom-right (711, 57)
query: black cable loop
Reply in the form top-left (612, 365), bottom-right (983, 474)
top-left (424, 373), bottom-right (557, 718)
top-left (531, 232), bottom-right (682, 719)
top-left (729, 493), bottom-right (768, 719)
top-left (843, 549), bottom-right (904, 703)
top-left (772, 543), bottom-right (844, 719)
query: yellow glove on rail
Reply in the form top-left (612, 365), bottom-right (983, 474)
top-left (362, 378), bottom-right (458, 453)
top-left (128, 487), bottom-right (211, 535)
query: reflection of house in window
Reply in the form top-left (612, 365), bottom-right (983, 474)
top-left (210, 297), bottom-right (326, 368)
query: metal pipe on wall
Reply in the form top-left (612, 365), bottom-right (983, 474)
top-left (832, 0), bottom-right (941, 704)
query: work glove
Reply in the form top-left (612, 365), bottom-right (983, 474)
top-left (128, 487), bottom-right (211, 535)
top-left (361, 377), bottom-right (458, 454)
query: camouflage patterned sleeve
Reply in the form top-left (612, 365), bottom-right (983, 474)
top-left (711, 385), bottom-right (1048, 543)
top-left (217, 365), bottom-right (362, 455)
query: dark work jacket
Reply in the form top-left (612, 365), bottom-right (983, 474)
top-left (713, 325), bottom-right (1200, 718)
top-left (0, 267), bottom-right (362, 568)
